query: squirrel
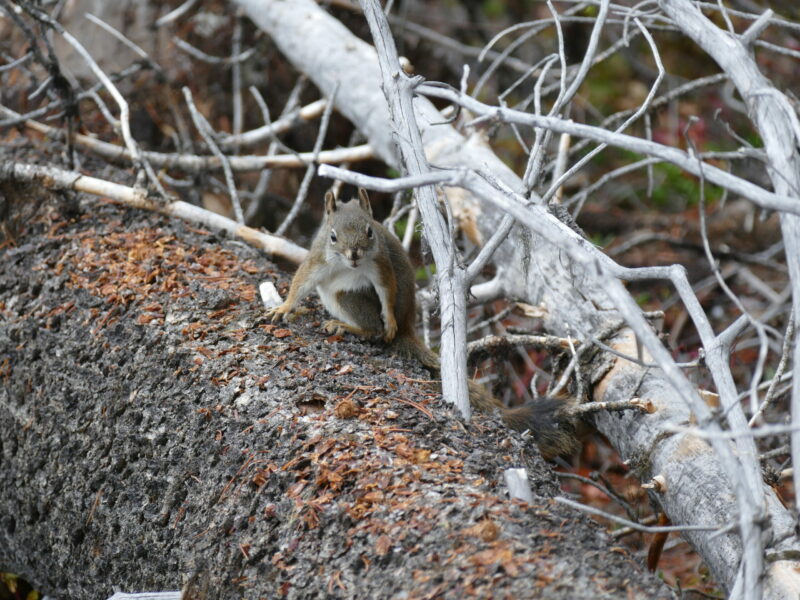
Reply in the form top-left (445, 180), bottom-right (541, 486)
top-left (266, 189), bottom-right (578, 459)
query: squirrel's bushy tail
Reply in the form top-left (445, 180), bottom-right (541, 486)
top-left (500, 397), bottom-right (579, 459)
top-left (467, 378), bottom-right (578, 458)
top-left (390, 334), bottom-right (578, 459)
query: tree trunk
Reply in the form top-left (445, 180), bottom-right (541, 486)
top-left (0, 156), bottom-right (672, 599)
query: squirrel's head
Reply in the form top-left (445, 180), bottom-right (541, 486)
top-left (324, 188), bottom-right (376, 269)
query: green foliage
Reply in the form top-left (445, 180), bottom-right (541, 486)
top-left (650, 162), bottom-right (723, 210)
top-left (589, 232), bottom-right (615, 248)
top-left (580, 54), bottom-right (633, 112)
top-left (744, 131), bottom-right (763, 147)
top-left (392, 218), bottom-right (407, 240)
top-left (481, 0), bottom-right (505, 19)
top-left (581, 4), bottom-right (598, 17)
top-left (416, 263), bottom-right (435, 284)
top-left (392, 216), bottom-right (421, 244)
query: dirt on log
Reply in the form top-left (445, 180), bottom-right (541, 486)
top-left (0, 159), bottom-right (673, 599)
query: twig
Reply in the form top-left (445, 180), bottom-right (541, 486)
top-left (359, 0), bottom-right (471, 418)
top-left (473, 2), bottom-right (592, 99)
top-left (550, 133), bottom-right (571, 204)
top-left (400, 202), bottom-right (417, 252)
top-left (276, 84), bottom-right (338, 236)
top-left (542, 17), bottom-right (664, 204)
top-left (242, 86), bottom-right (306, 222)
top-left (106, 593), bottom-right (181, 600)
top-left (522, 0), bottom-right (611, 192)
top-left (749, 310), bottom-right (795, 426)
top-left (610, 515), bottom-right (659, 539)
top-left (172, 36), bottom-right (255, 65)
top-left (570, 398), bottom-right (654, 417)
top-left (182, 86), bottom-right (244, 223)
top-left (466, 305), bottom-right (514, 336)
top-left (565, 73), bottom-right (728, 162)
top-left (0, 51), bottom-right (32, 73)
top-left (664, 421), bottom-right (800, 441)
top-left (555, 497), bottom-right (721, 533)
top-left (685, 121), bottom-right (771, 420)
top-left (417, 84), bottom-right (800, 215)
top-left (231, 13), bottom-right (244, 144)
top-left (1, 161), bottom-right (306, 264)
top-left (555, 471), bottom-right (638, 520)
top-left (85, 13), bottom-right (162, 73)
top-left (155, 0), bottom-right (199, 27)
top-left (318, 165), bottom-right (463, 191)
top-left (219, 99), bottom-right (327, 149)
top-left (27, 5), bottom-right (166, 197)
top-left (464, 214), bottom-right (515, 285)
top-left (740, 8), bottom-right (773, 46)
top-left (466, 333), bottom-right (576, 359)
top-left (392, 195), bottom-right (415, 235)
top-left (0, 63), bottom-right (146, 129)
top-left (1, 105), bottom-right (374, 172)
top-left (760, 445), bottom-right (790, 462)
top-left (393, 396), bottom-right (434, 420)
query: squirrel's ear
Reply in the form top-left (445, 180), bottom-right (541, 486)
top-left (358, 188), bottom-right (372, 216)
top-left (324, 191), bottom-right (337, 215)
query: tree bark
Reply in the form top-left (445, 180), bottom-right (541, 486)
top-left (0, 157), bottom-right (672, 598)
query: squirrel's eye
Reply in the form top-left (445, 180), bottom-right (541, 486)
top-left (330, 230), bottom-right (337, 243)
top-left (366, 225), bottom-right (373, 239)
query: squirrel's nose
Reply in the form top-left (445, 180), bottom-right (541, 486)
top-left (346, 249), bottom-right (361, 262)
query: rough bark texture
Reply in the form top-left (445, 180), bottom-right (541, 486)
top-left (0, 143), bottom-right (673, 599)
top-left (231, 1), bottom-right (800, 594)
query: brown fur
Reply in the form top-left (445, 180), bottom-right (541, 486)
top-left (268, 190), bottom-right (578, 458)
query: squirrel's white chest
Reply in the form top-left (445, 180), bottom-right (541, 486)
top-left (316, 262), bottom-right (377, 320)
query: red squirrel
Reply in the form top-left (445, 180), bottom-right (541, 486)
top-left (267, 189), bottom-right (577, 458)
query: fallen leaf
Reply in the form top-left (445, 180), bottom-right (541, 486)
top-left (375, 534), bottom-right (391, 556)
top-left (464, 519), bottom-right (501, 543)
top-left (335, 399), bottom-right (360, 419)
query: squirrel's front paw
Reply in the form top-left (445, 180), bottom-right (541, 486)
top-left (383, 317), bottom-right (398, 342)
top-left (266, 304), bottom-right (290, 322)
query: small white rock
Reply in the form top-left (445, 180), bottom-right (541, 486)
top-left (259, 281), bottom-right (282, 309)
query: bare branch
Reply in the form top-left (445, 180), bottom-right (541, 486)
top-left (467, 332), bottom-right (576, 359)
top-left (555, 497), bottom-right (722, 533)
top-left (358, 0), bottom-right (472, 418)
top-left (419, 84), bottom-right (800, 216)
top-left (155, 0), bottom-right (199, 27)
top-left (0, 105), bottom-right (374, 172)
top-left (219, 99), bottom-right (328, 149)
top-left (275, 84), bottom-right (338, 235)
top-left (1, 161), bottom-right (306, 264)
top-left (182, 86), bottom-right (244, 223)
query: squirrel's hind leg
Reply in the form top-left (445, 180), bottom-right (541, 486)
top-left (322, 319), bottom-right (380, 338)
top-left (325, 289), bottom-right (385, 339)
